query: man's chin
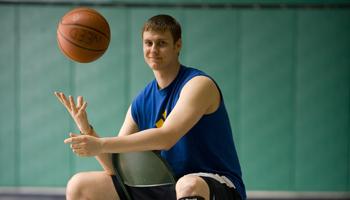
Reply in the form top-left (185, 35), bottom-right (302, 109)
top-left (149, 62), bottom-right (162, 70)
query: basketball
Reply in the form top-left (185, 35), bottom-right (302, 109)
top-left (57, 7), bottom-right (110, 63)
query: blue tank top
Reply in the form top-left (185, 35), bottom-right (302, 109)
top-left (131, 65), bottom-right (246, 199)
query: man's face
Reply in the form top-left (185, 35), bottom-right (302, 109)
top-left (143, 30), bottom-right (181, 70)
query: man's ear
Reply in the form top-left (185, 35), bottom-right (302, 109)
top-left (175, 38), bottom-right (182, 53)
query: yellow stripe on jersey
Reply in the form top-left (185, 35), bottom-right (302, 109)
top-left (155, 110), bottom-right (167, 128)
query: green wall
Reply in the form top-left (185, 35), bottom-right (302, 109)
top-left (0, 2), bottom-right (349, 192)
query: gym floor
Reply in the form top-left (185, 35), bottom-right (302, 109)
top-left (1, 189), bottom-right (350, 200)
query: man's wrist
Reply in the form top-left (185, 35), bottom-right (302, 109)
top-left (81, 124), bottom-right (94, 135)
top-left (99, 137), bottom-right (107, 153)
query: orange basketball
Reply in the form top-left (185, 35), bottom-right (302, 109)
top-left (57, 7), bottom-right (110, 63)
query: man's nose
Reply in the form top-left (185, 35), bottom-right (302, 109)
top-left (150, 44), bottom-right (159, 54)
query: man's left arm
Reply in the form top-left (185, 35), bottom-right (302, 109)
top-left (65, 76), bottom-right (220, 155)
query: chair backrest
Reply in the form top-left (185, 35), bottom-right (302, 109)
top-left (112, 151), bottom-right (176, 188)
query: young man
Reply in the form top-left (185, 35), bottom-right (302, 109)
top-left (55, 14), bottom-right (246, 200)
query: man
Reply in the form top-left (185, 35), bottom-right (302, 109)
top-left (55, 14), bottom-right (246, 200)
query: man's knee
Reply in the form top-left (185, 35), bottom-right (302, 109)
top-left (66, 171), bottom-right (120, 200)
top-left (66, 172), bottom-right (90, 200)
top-left (175, 175), bottom-right (209, 200)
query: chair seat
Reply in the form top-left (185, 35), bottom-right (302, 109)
top-left (112, 151), bottom-right (176, 200)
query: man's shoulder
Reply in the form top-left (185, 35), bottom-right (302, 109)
top-left (178, 65), bottom-right (208, 85)
top-left (181, 65), bottom-right (205, 75)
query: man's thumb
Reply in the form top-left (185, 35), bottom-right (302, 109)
top-left (70, 133), bottom-right (79, 137)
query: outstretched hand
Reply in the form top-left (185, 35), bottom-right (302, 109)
top-left (54, 92), bottom-right (92, 135)
top-left (65, 133), bottom-right (102, 157)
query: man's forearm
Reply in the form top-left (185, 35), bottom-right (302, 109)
top-left (100, 127), bottom-right (176, 154)
top-left (95, 153), bottom-right (115, 175)
top-left (90, 129), bottom-right (116, 175)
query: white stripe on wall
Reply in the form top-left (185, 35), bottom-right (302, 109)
top-left (0, 187), bottom-right (350, 199)
top-left (248, 191), bottom-right (350, 199)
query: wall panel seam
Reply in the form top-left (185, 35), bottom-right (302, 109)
top-left (14, 5), bottom-right (20, 187)
top-left (69, 60), bottom-right (75, 175)
top-left (348, 50), bottom-right (350, 190)
top-left (236, 10), bottom-right (242, 155)
top-left (291, 9), bottom-right (298, 191)
top-left (125, 9), bottom-right (131, 108)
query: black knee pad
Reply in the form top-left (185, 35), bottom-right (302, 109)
top-left (178, 196), bottom-right (205, 200)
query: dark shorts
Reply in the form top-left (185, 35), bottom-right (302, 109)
top-left (201, 176), bottom-right (241, 200)
top-left (111, 175), bottom-right (241, 200)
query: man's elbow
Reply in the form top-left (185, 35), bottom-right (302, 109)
top-left (159, 128), bottom-right (181, 151)
top-left (157, 138), bottom-right (175, 151)
top-left (161, 142), bottom-right (174, 151)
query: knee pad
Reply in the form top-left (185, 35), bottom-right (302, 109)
top-left (178, 196), bottom-right (205, 200)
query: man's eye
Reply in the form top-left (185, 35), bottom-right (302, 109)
top-left (145, 41), bottom-right (152, 46)
top-left (158, 41), bottom-right (166, 46)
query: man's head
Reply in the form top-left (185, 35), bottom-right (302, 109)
top-left (142, 14), bottom-right (181, 44)
top-left (142, 15), bottom-right (182, 70)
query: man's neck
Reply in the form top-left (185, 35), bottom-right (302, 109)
top-left (154, 62), bottom-right (181, 89)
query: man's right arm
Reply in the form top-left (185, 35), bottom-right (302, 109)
top-left (94, 106), bottom-right (139, 175)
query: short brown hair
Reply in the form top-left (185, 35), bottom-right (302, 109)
top-left (142, 14), bottom-right (182, 43)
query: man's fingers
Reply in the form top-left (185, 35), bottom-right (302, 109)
top-left (54, 92), bottom-right (67, 106)
top-left (72, 148), bottom-right (88, 157)
top-left (54, 92), bottom-right (62, 103)
top-left (79, 102), bottom-right (88, 113)
top-left (71, 143), bottom-right (83, 149)
top-left (64, 136), bottom-right (75, 144)
top-left (59, 93), bottom-right (72, 112)
top-left (60, 93), bottom-right (69, 104)
top-left (64, 137), bottom-right (72, 144)
top-left (64, 134), bottom-right (80, 144)
top-left (77, 96), bottom-right (83, 108)
top-left (69, 96), bottom-right (77, 113)
top-left (64, 134), bottom-right (91, 157)
top-left (72, 148), bottom-right (83, 154)
top-left (64, 133), bottom-right (86, 144)
top-left (55, 92), bottom-right (86, 115)
top-left (70, 133), bottom-right (79, 137)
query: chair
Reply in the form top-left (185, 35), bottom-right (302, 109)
top-left (112, 151), bottom-right (176, 200)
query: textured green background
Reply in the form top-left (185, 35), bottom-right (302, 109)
top-left (0, 1), bottom-right (349, 192)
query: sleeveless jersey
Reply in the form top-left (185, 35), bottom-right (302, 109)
top-left (131, 65), bottom-right (246, 199)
